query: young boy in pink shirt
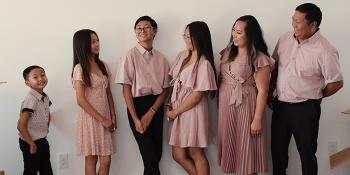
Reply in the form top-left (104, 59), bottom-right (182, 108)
top-left (17, 65), bottom-right (53, 175)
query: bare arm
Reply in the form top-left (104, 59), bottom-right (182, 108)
top-left (140, 89), bottom-right (168, 131)
top-left (106, 84), bottom-right (117, 130)
top-left (122, 84), bottom-right (138, 122)
top-left (323, 80), bottom-right (343, 98)
top-left (150, 89), bottom-right (168, 113)
top-left (75, 81), bottom-right (112, 129)
top-left (17, 112), bottom-right (37, 154)
top-left (143, 89), bottom-right (168, 120)
top-left (167, 91), bottom-right (204, 119)
top-left (122, 84), bottom-right (144, 133)
top-left (251, 66), bottom-right (271, 135)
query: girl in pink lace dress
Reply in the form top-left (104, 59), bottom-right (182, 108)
top-left (166, 21), bottom-right (217, 175)
top-left (72, 29), bottom-right (117, 175)
top-left (217, 15), bottom-right (274, 175)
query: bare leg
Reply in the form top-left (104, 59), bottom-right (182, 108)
top-left (172, 146), bottom-right (197, 175)
top-left (97, 155), bottom-right (111, 175)
top-left (85, 155), bottom-right (98, 175)
top-left (188, 147), bottom-right (210, 175)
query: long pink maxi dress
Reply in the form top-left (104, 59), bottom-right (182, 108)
top-left (217, 47), bottom-right (274, 174)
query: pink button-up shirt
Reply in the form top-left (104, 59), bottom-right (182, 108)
top-left (115, 43), bottom-right (170, 97)
top-left (273, 31), bottom-right (343, 103)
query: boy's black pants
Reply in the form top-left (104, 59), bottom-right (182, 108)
top-left (19, 137), bottom-right (53, 175)
top-left (127, 94), bottom-right (164, 175)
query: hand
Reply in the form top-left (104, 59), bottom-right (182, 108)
top-left (166, 105), bottom-right (172, 112)
top-left (251, 118), bottom-right (263, 136)
top-left (29, 142), bottom-right (37, 154)
top-left (141, 111), bottom-right (153, 132)
top-left (166, 108), bottom-right (178, 120)
top-left (101, 118), bottom-right (113, 130)
top-left (134, 119), bottom-right (144, 134)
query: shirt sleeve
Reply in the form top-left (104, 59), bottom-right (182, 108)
top-left (254, 52), bottom-right (275, 72)
top-left (114, 54), bottom-right (134, 85)
top-left (72, 64), bottom-right (84, 89)
top-left (21, 96), bottom-right (36, 113)
top-left (321, 50), bottom-right (343, 84)
top-left (191, 59), bottom-right (217, 91)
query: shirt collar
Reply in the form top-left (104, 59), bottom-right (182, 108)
top-left (30, 89), bottom-right (47, 102)
top-left (307, 30), bottom-right (321, 43)
top-left (294, 29), bottom-right (321, 44)
top-left (136, 43), bottom-right (153, 56)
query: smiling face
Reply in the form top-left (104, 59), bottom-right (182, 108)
top-left (90, 33), bottom-right (100, 55)
top-left (292, 10), bottom-right (317, 42)
top-left (25, 68), bottom-right (48, 92)
top-left (232, 20), bottom-right (248, 48)
top-left (135, 20), bottom-right (157, 43)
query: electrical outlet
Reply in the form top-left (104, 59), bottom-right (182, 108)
top-left (328, 141), bottom-right (338, 155)
top-left (58, 154), bottom-right (69, 169)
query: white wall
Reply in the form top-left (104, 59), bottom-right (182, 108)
top-left (1, 0), bottom-right (349, 174)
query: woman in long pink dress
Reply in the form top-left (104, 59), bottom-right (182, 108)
top-left (217, 15), bottom-right (274, 175)
top-left (72, 29), bottom-right (117, 175)
top-left (166, 21), bottom-right (217, 175)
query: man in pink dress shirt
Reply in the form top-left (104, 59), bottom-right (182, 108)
top-left (269, 3), bottom-right (343, 175)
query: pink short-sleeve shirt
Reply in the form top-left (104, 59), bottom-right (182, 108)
top-left (272, 31), bottom-right (343, 103)
top-left (115, 44), bottom-right (170, 97)
top-left (18, 89), bottom-right (52, 140)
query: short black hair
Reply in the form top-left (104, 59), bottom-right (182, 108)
top-left (296, 3), bottom-right (322, 27)
top-left (23, 65), bottom-right (43, 80)
top-left (134, 16), bottom-right (158, 29)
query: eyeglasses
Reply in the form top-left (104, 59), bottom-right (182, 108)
top-left (182, 34), bottom-right (191, 40)
top-left (135, 26), bottom-right (153, 33)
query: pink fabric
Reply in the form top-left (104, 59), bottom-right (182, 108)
top-left (19, 89), bottom-right (51, 140)
top-left (72, 63), bottom-right (115, 156)
top-left (217, 48), bottom-right (272, 174)
top-left (273, 31), bottom-right (343, 103)
top-left (114, 43), bottom-right (170, 97)
top-left (168, 50), bottom-right (217, 148)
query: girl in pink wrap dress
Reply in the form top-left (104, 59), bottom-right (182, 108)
top-left (166, 21), bottom-right (217, 175)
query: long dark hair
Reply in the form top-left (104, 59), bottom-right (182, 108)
top-left (186, 21), bottom-right (217, 97)
top-left (71, 29), bottom-right (108, 87)
top-left (228, 15), bottom-right (269, 73)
